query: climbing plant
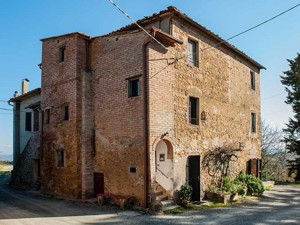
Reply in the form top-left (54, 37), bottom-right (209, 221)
top-left (203, 145), bottom-right (241, 187)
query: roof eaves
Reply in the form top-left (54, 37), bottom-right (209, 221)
top-left (41, 32), bottom-right (91, 41)
top-left (9, 88), bottom-right (41, 103)
top-left (107, 6), bottom-right (265, 70)
top-left (173, 11), bottom-right (266, 70)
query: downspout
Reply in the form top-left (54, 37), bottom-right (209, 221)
top-left (143, 38), bottom-right (152, 208)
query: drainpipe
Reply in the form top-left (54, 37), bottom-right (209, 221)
top-left (143, 38), bottom-right (152, 208)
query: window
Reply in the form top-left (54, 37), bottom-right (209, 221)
top-left (129, 167), bottom-right (137, 173)
top-left (56, 149), bottom-right (65, 167)
top-left (44, 108), bottom-right (50, 124)
top-left (128, 79), bottom-right (140, 97)
top-left (159, 154), bottom-right (165, 162)
top-left (250, 71), bottom-right (255, 90)
top-left (63, 105), bottom-right (69, 121)
top-left (187, 39), bottom-right (198, 67)
top-left (189, 97), bottom-right (199, 125)
top-left (59, 46), bottom-right (66, 62)
top-left (25, 112), bottom-right (32, 131)
top-left (33, 109), bottom-right (39, 131)
top-left (251, 112), bottom-right (256, 133)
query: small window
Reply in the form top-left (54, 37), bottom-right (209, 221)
top-left (189, 97), bottom-right (199, 125)
top-left (159, 154), bottom-right (165, 162)
top-left (129, 167), bottom-right (136, 173)
top-left (250, 71), bottom-right (255, 90)
top-left (44, 108), bottom-right (50, 124)
top-left (64, 105), bottom-right (69, 121)
top-left (59, 46), bottom-right (66, 62)
top-left (187, 39), bottom-right (198, 67)
top-left (128, 79), bottom-right (140, 97)
top-left (251, 112), bottom-right (256, 133)
top-left (56, 149), bottom-right (65, 167)
top-left (25, 112), bottom-right (32, 131)
top-left (33, 109), bottom-right (39, 131)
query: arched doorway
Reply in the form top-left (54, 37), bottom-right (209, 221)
top-left (155, 139), bottom-right (174, 193)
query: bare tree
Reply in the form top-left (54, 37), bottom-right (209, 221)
top-left (261, 121), bottom-right (291, 181)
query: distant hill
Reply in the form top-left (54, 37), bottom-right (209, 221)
top-left (0, 154), bottom-right (13, 162)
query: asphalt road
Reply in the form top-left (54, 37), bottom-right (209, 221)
top-left (0, 171), bottom-right (299, 225)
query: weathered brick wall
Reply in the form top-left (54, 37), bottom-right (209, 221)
top-left (39, 14), bottom-right (262, 204)
top-left (147, 16), bottom-right (261, 197)
top-left (173, 18), bottom-right (261, 194)
top-left (91, 31), bottom-right (147, 204)
top-left (41, 34), bottom-right (86, 198)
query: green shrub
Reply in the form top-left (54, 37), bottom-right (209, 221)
top-left (222, 177), bottom-right (247, 196)
top-left (222, 177), bottom-right (237, 194)
top-left (236, 172), bottom-right (264, 196)
top-left (179, 183), bottom-right (193, 207)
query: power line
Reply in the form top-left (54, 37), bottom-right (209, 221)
top-left (0, 108), bottom-right (30, 114)
top-left (263, 108), bottom-right (292, 116)
top-left (262, 92), bottom-right (285, 101)
top-left (184, 3), bottom-right (300, 59)
top-left (0, 108), bottom-right (12, 111)
top-left (107, 0), bottom-right (168, 50)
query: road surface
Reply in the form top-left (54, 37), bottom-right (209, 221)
top-left (0, 172), bottom-right (299, 225)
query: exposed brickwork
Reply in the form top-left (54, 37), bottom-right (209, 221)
top-left (40, 9), bottom-right (262, 206)
top-left (91, 32), bottom-right (146, 204)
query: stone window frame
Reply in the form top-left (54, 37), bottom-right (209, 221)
top-left (59, 46), bottom-right (66, 63)
top-left (44, 108), bottom-right (51, 124)
top-left (55, 149), bottom-right (65, 168)
top-left (62, 103), bottom-right (70, 121)
top-left (189, 96), bottom-right (200, 125)
top-left (33, 109), bottom-right (39, 131)
top-left (126, 74), bottom-right (142, 98)
top-left (250, 71), bottom-right (256, 91)
top-left (187, 38), bottom-right (199, 67)
top-left (251, 112), bottom-right (257, 133)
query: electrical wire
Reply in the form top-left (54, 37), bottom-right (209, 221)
top-left (107, 0), bottom-right (168, 50)
top-left (0, 107), bottom-right (30, 114)
top-left (262, 92), bottom-right (286, 101)
top-left (183, 3), bottom-right (300, 59)
top-left (107, 0), bottom-right (179, 59)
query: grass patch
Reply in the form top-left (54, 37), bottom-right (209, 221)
top-left (0, 171), bottom-right (10, 176)
top-left (164, 203), bottom-right (229, 214)
top-left (264, 186), bottom-right (274, 191)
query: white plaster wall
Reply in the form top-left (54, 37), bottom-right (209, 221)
top-left (155, 140), bottom-right (173, 192)
top-left (19, 95), bottom-right (40, 153)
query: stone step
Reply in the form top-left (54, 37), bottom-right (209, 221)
top-left (156, 194), bottom-right (168, 202)
top-left (154, 190), bottom-right (163, 196)
top-left (161, 200), bottom-right (177, 211)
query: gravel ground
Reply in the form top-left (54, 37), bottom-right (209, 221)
top-left (0, 172), bottom-right (299, 225)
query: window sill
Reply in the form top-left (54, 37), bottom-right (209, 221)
top-left (128, 95), bottom-right (141, 99)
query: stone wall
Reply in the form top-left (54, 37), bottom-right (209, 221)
top-left (147, 16), bottom-right (261, 197)
top-left (11, 132), bottom-right (40, 188)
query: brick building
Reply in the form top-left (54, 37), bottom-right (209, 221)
top-left (39, 6), bottom-right (264, 207)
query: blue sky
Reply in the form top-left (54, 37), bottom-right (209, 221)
top-left (0, 0), bottom-right (299, 156)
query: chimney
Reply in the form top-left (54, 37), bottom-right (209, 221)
top-left (14, 91), bottom-right (19, 97)
top-left (22, 79), bottom-right (29, 94)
